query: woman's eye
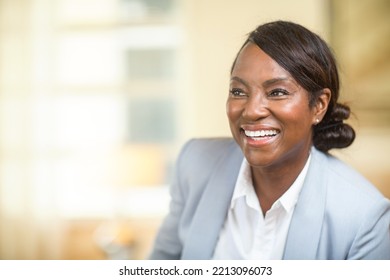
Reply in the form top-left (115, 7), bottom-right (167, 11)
top-left (269, 89), bottom-right (289, 97)
top-left (230, 88), bottom-right (246, 97)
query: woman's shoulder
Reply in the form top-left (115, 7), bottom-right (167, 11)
top-left (178, 137), bottom-right (239, 164)
top-left (182, 137), bottom-right (238, 152)
top-left (313, 148), bottom-right (388, 204)
top-left (174, 137), bottom-right (242, 185)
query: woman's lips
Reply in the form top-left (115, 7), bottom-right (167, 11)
top-left (243, 129), bottom-right (279, 137)
top-left (240, 127), bottom-right (280, 146)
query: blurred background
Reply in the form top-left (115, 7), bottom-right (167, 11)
top-left (0, 0), bottom-right (389, 259)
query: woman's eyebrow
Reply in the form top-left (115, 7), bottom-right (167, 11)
top-left (262, 77), bottom-right (290, 87)
top-left (230, 76), bottom-right (249, 87)
top-left (230, 76), bottom-right (292, 88)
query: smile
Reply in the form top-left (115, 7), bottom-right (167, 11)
top-left (244, 129), bottom-right (279, 138)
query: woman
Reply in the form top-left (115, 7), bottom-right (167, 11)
top-left (149, 21), bottom-right (390, 259)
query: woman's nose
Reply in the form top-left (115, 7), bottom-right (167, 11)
top-left (242, 93), bottom-right (269, 121)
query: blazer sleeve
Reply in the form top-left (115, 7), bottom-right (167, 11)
top-left (148, 140), bottom-right (194, 259)
top-left (347, 196), bottom-right (390, 259)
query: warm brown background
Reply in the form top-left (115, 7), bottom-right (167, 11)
top-left (0, 0), bottom-right (388, 259)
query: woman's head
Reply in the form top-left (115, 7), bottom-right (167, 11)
top-left (229, 21), bottom-right (355, 154)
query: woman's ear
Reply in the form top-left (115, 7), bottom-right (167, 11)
top-left (313, 88), bottom-right (331, 124)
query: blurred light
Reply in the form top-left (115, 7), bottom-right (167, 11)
top-left (54, 95), bottom-right (125, 151)
top-left (56, 33), bottom-right (121, 86)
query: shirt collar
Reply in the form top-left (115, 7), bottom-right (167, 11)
top-left (231, 154), bottom-right (312, 213)
top-left (231, 158), bottom-right (254, 209)
top-left (279, 153), bottom-right (311, 213)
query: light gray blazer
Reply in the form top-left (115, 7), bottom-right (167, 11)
top-left (149, 138), bottom-right (390, 259)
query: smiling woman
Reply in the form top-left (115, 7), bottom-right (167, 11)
top-left (227, 43), bottom-right (326, 214)
top-left (149, 20), bottom-right (390, 260)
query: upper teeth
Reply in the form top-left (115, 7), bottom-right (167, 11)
top-left (244, 130), bottom-right (278, 137)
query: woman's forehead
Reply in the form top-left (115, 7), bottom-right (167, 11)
top-left (231, 43), bottom-right (295, 85)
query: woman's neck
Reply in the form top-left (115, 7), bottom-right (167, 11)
top-left (251, 150), bottom-right (310, 215)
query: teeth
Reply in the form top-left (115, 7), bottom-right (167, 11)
top-left (244, 130), bottom-right (278, 137)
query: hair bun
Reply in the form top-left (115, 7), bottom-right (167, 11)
top-left (313, 103), bottom-right (355, 152)
top-left (330, 103), bottom-right (351, 121)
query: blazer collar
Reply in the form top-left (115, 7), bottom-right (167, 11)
top-left (181, 141), bottom-right (243, 259)
top-left (283, 147), bottom-right (328, 259)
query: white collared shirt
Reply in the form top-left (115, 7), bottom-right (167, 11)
top-left (212, 154), bottom-right (311, 259)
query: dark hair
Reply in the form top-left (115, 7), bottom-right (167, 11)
top-left (232, 21), bottom-right (355, 153)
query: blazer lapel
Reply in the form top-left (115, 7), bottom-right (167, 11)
top-left (283, 148), bottom-right (328, 259)
top-left (181, 143), bottom-right (243, 259)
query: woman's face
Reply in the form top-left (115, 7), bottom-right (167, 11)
top-left (227, 43), bottom-right (318, 170)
